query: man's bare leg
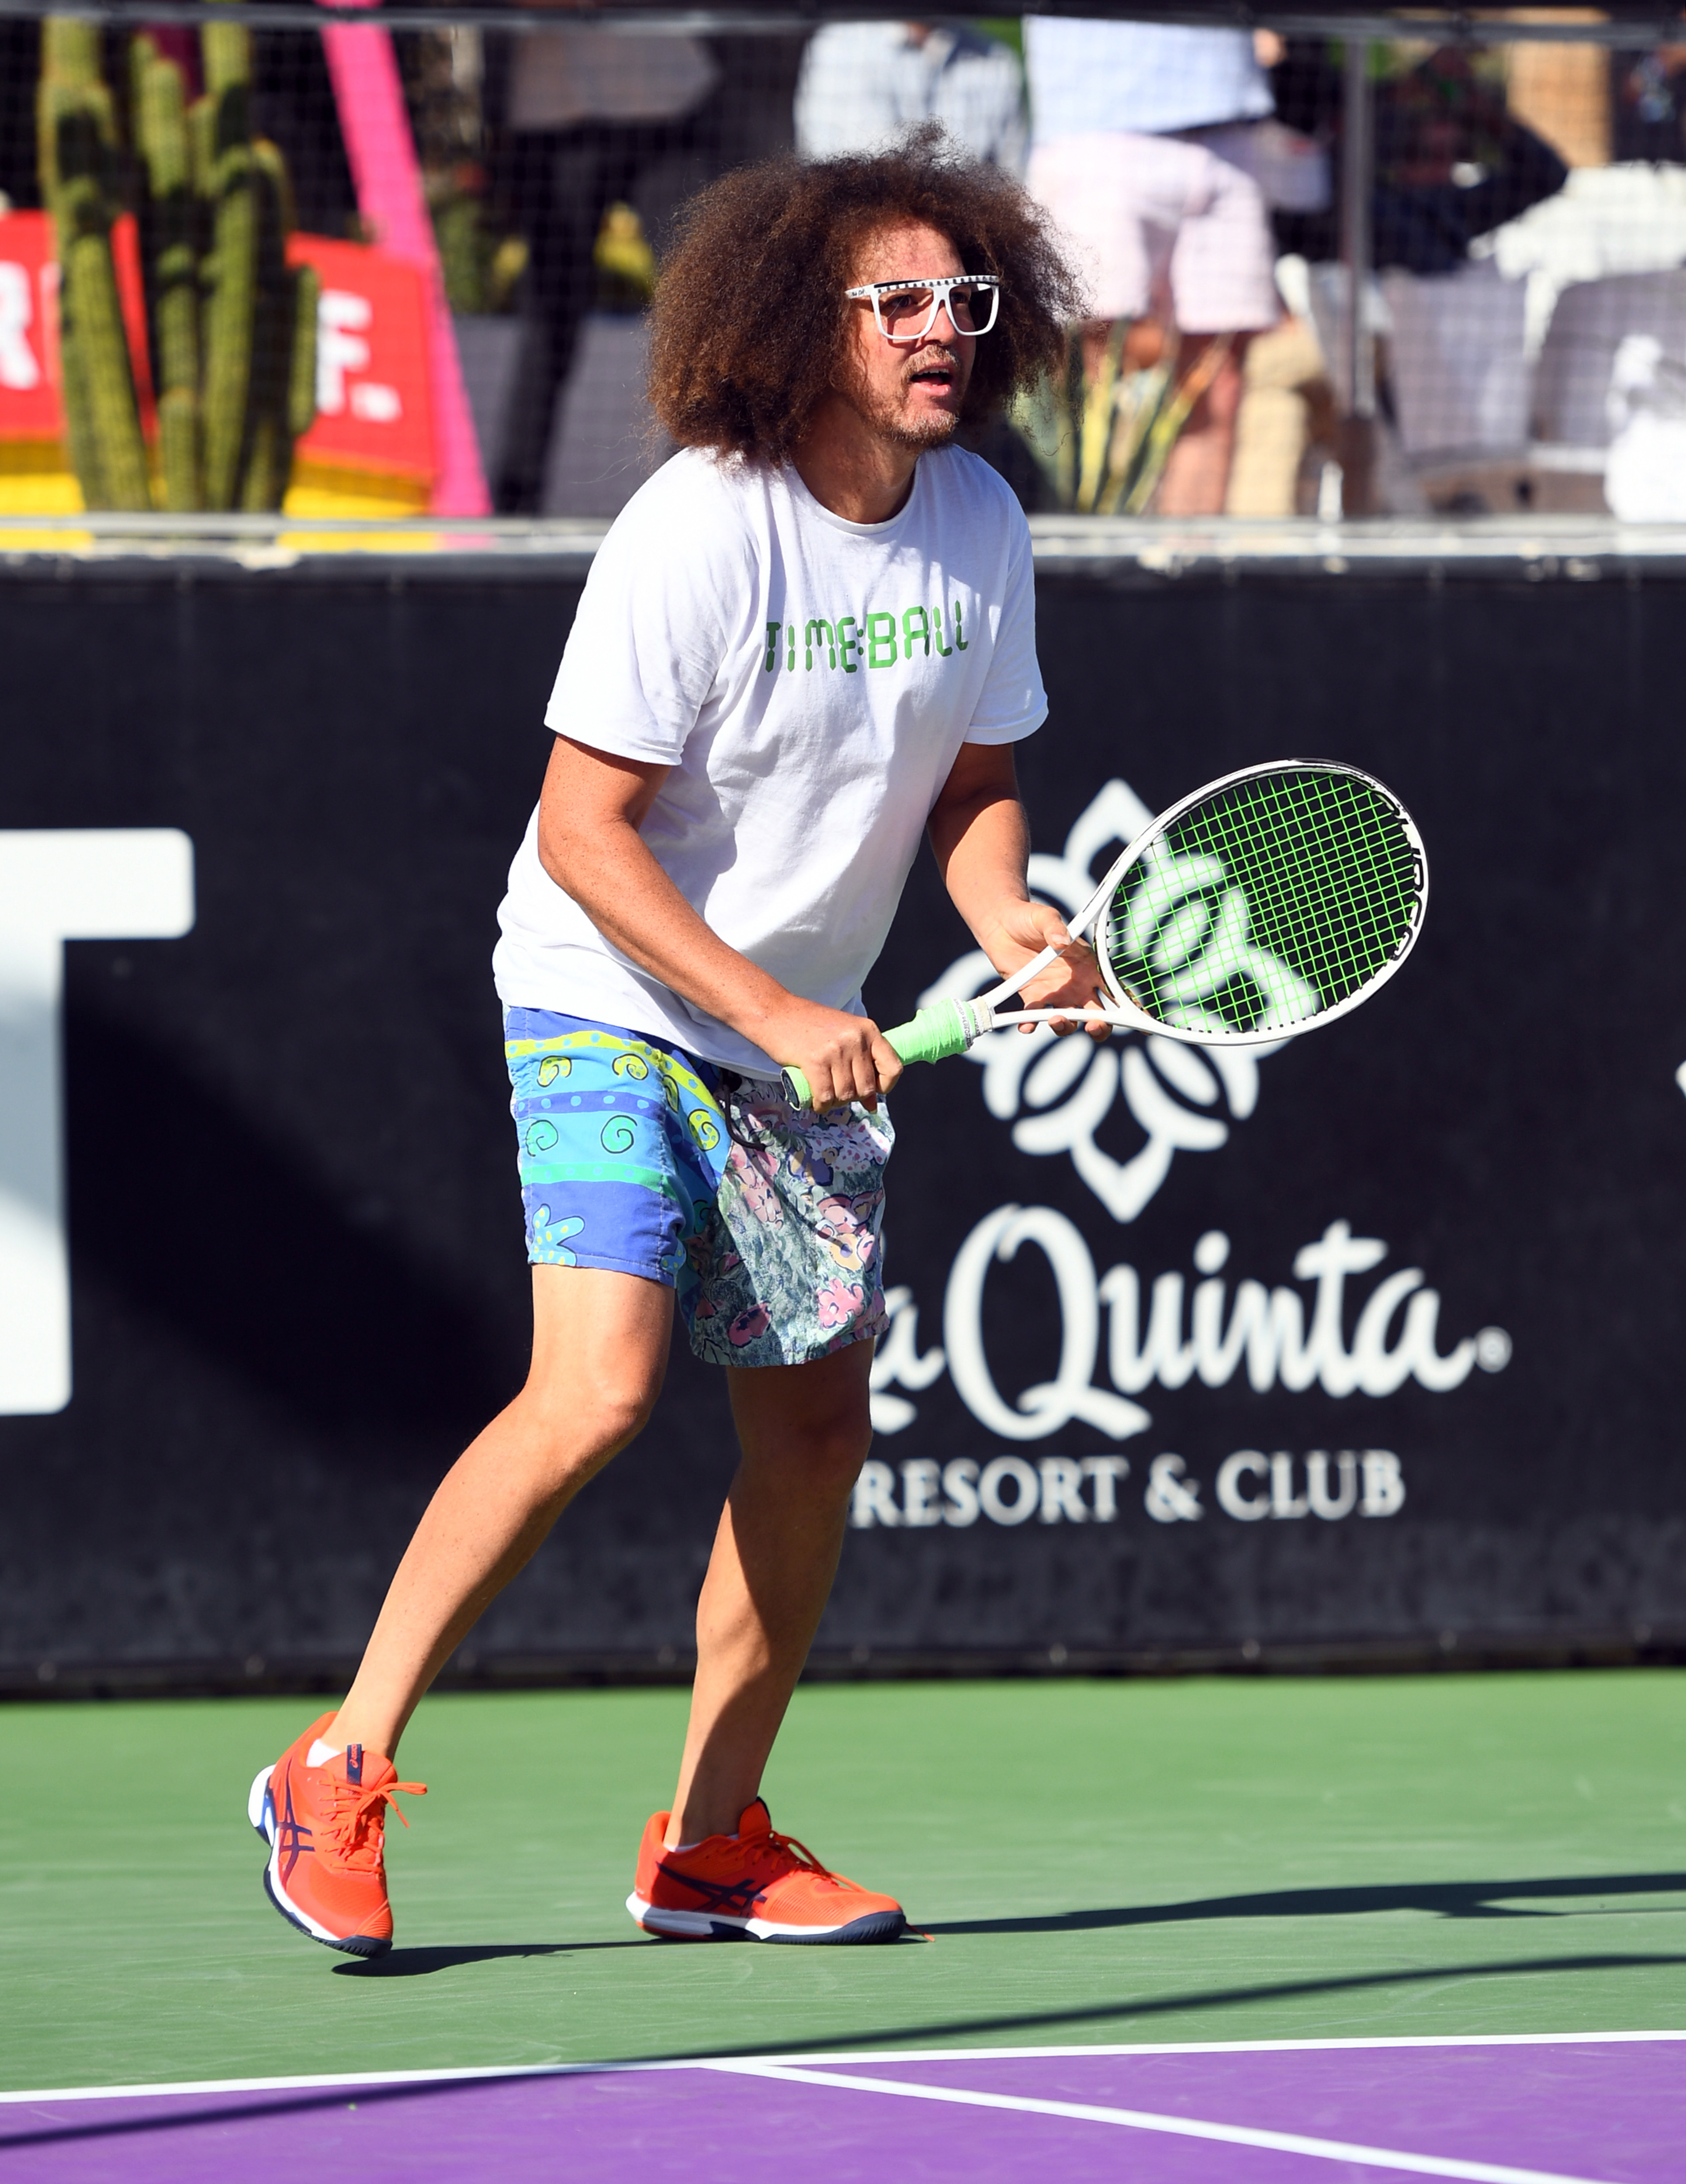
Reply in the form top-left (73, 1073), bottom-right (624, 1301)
top-left (664, 1339), bottom-right (874, 1846)
top-left (1157, 331), bottom-right (1251, 516)
top-left (329, 1264), bottom-right (673, 1760)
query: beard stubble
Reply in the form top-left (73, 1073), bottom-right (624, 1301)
top-left (841, 344), bottom-right (968, 453)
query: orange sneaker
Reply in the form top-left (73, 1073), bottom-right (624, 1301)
top-left (247, 1711), bottom-right (426, 1958)
top-left (628, 1798), bottom-right (905, 1943)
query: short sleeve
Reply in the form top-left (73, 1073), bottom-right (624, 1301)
top-left (543, 463), bottom-right (746, 764)
top-left (962, 500), bottom-right (1047, 746)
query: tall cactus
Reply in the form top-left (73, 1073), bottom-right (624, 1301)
top-left (240, 141), bottom-right (317, 511)
top-left (37, 13), bottom-right (321, 513)
top-left (196, 19), bottom-right (256, 511)
top-left (287, 261), bottom-right (321, 450)
top-left (131, 36), bottom-right (199, 511)
top-left (37, 19), bottom-right (151, 511)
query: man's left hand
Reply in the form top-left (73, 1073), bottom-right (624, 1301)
top-left (983, 899), bottom-right (1111, 1041)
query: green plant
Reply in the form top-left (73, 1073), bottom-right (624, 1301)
top-left (130, 35), bottom-right (197, 508)
top-left (1011, 322), bottom-right (1232, 515)
top-left (37, 19), bottom-right (150, 510)
top-left (37, 10), bottom-right (318, 513)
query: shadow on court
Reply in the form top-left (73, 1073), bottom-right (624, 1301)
top-left (335, 1930), bottom-right (934, 1977)
top-left (925, 1871), bottom-right (1686, 1939)
top-left (0, 2076), bottom-right (544, 2154)
top-left (326, 1871), bottom-right (1686, 1987)
top-left (642, 1949), bottom-right (1686, 2057)
top-left (335, 1941), bottom-right (641, 1976)
top-left (9, 1953), bottom-right (1686, 2155)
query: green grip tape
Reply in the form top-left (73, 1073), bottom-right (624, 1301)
top-left (885, 999), bottom-right (973, 1066)
top-left (780, 1000), bottom-right (974, 1110)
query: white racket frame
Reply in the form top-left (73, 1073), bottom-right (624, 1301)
top-left (956, 758), bottom-right (1429, 1050)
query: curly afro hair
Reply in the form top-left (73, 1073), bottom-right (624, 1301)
top-left (647, 126), bottom-right (1084, 466)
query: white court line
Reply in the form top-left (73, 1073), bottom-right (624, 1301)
top-left (705, 2060), bottom-right (1623, 2184)
top-left (3, 2028), bottom-right (1682, 2107)
top-left (769, 2029), bottom-right (1686, 2065)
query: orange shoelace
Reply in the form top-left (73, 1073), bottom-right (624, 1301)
top-left (752, 1828), bottom-right (838, 1883)
top-left (324, 1776), bottom-right (427, 1870)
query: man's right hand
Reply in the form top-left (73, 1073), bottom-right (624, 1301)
top-left (537, 744), bottom-right (902, 1109)
top-left (764, 999), bottom-right (903, 1113)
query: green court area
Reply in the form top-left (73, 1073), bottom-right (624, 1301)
top-left (3, 1672), bottom-right (1683, 2094)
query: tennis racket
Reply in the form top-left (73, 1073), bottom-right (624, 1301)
top-left (782, 760), bottom-right (1426, 1110)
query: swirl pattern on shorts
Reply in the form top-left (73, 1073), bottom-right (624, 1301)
top-left (504, 1010), bottom-right (891, 1366)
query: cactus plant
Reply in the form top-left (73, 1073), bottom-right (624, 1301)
top-left (36, 10), bottom-right (317, 514)
top-left (131, 36), bottom-right (199, 511)
top-left (37, 19), bottom-right (151, 511)
top-left (239, 142), bottom-right (317, 512)
top-left (196, 21), bottom-right (256, 510)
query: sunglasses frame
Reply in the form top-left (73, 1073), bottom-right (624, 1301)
top-left (843, 274), bottom-right (1003, 345)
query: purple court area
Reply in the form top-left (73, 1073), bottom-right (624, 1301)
top-left (2, 2039), bottom-right (1680, 2182)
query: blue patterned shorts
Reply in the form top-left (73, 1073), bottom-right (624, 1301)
top-left (504, 1008), bottom-right (893, 1368)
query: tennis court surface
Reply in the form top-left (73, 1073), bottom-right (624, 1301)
top-left (3, 1673), bottom-right (1683, 2179)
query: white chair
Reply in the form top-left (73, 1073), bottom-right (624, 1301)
top-left (1533, 269), bottom-right (1686, 447)
top-left (1378, 259), bottom-right (1532, 461)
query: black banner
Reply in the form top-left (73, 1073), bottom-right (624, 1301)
top-left (1, 553), bottom-right (1682, 1684)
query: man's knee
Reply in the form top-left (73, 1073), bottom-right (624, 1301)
top-left (572, 1369), bottom-right (662, 1452)
top-left (519, 1367), bottom-right (662, 1492)
top-left (588, 1380), bottom-right (661, 1452)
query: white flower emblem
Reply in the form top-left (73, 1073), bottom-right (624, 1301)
top-left (921, 780), bottom-right (1283, 1223)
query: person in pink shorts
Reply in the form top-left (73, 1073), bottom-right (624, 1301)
top-left (1024, 17), bottom-right (1283, 513)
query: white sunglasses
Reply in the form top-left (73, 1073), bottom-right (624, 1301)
top-left (844, 274), bottom-right (1002, 344)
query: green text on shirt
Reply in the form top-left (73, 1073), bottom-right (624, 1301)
top-left (762, 604), bottom-right (971, 674)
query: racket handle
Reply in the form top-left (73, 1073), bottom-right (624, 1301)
top-left (780, 999), bottom-right (977, 1110)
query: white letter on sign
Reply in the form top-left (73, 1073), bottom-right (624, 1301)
top-left (944, 1203), bottom-right (1149, 1442)
top-left (0, 830), bottom-right (195, 1413)
top-left (317, 289), bottom-right (372, 413)
top-left (1215, 1450), bottom-right (1271, 1520)
top-left (0, 261), bottom-right (42, 391)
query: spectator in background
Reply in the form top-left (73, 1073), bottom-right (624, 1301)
top-left (793, 20), bottom-right (1025, 171)
top-left (1022, 17), bottom-right (1281, 515)
top-left (1271, 44), bottom-right (1568, 275)
top-left (493, 23), bottom-right (720, 511)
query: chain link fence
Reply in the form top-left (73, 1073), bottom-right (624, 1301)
top-left (4, 5), bottom-right (1686, 531)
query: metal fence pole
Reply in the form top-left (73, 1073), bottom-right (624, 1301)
top-left (1340, 33), bottom-right (1376, 511)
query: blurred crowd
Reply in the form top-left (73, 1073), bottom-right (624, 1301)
top-left (8, 8), bottom-right (1675, 518)
top-left (466, 14), bottom-right (1637, 518)
top-left (788, 16), bottom-right (1578, 518)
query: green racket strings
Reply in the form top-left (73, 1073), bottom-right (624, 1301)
top-left (1107, 769), bottom-right (1421, 1037)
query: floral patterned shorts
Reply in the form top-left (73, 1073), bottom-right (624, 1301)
top-left (504, 1008), bottom-right (892, 1368)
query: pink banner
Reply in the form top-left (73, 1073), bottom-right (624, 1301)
top-left (321, 0), bottom-right (492, 515)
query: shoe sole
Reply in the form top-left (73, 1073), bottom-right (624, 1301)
top-left (248, 1764), bottom-right (392, 1960)
top-left (625, 1890), bottom-right (905, 1945)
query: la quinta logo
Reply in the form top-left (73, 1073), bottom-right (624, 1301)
top-left (0, 831), bottom-right (194, 1413)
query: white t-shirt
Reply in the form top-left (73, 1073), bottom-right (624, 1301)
top-left (493, 445), bottom-right (1046, 1076)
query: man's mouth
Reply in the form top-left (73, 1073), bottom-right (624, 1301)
top-left (907, 352), bottom-right (959, 393)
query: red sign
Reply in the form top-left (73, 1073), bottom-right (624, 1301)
top-left (0, 211), bottom-right (153, 442)
top-left (0, 213), bottom-right (60, 440)
top-left (287, 234), bottom-right (434, 482)
top-left (0, 218), bottom-right (434, 486)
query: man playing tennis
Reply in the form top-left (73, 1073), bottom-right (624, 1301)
top-left (249, 132), bottom-right (1094, 1954)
